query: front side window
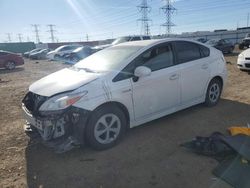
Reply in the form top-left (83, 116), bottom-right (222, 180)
top-left (113, 43), bottom-right (174, 82)
top-left (135, 45), bottom-right (174, 71)
top-left (174, 41), bottom-right (201, 64)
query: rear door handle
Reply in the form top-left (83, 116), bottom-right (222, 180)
top-left (202, 64), bottom-right (208, 69)
top-left (169, 74), bottom-right (179, 80)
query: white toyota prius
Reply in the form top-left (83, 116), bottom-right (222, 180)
top-left (22, 39), bottom-right (227, 152)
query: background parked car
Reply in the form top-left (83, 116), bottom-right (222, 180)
top-left (62, 46), bottom-right (93, 64)
top-left (23, 48), bottom-right (42, 58)
top-left (237, 48), bottom-right (250, 71)
top-left (196, 38), bottom-right (208, 43)
top-left (29, 49), bottom-right (50, 60)
top-left (239, 33), bottom-right (250, 50)
top-left (93, 35), bottom-right (151, 52)
top-left (0, 50), bottom-right (24, 70)
top-left (46, 45), bottom-right (81, 60)
top-left (206, 39), bottom-right (234, 53)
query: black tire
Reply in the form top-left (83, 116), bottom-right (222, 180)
top-left (204, 78), bottom-right (222, 107)
top-left (239, 44), bottom-right (244, 50)
top-left (5, 61), bottom-right (16, 70)
top-left (85, 105), bottom-right (126, 150)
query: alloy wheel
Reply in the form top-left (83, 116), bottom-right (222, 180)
top-left (94, 113), bottom-right (121, 144)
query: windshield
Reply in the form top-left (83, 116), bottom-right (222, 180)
top-left (74, 46), bottom-right (141, 72)
top-left (112, 37), bottom-right (131, 45)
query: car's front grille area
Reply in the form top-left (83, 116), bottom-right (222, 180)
top-left (245, 64), bottom-right (250, 68)
top-left (22, 92), bottom-right (48, 116)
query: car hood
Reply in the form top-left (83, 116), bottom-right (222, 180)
top-left (29, 68), bottom-right (100, 97)
top-left (240, 48), bottom-right (250, 56)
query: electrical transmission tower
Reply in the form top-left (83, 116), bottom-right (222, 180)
top-left (47, 24), bottom-right (56, 43)
top-left (137, 0), bottom-right (152, 36)
top-left (160, 0), bottom-right (177, 35)
top-left (6, 33), bottom-right (12, 42)
top-left (17, 33), bottom-right (23, 43)
top-left (31, 24), bottom-right (40, 43)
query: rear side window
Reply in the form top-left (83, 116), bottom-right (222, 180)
top-left (174, 41), bottom-right (209, 64)
top-left (174, 41), bottom-right (201, 64)
top-left (199, 45), bottom-right (210, 58)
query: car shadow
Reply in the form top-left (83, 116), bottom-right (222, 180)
top-left (25, 99), bottom-right (250, 188)
top-left (0, 67), bottom-right (24, 74)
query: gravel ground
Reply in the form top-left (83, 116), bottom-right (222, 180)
top-left (0, 49), bottom-right (249, 188)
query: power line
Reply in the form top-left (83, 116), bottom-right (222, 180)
top-left (160, 0), bottom-right (177, 35)
top-left (137, 0), bottom-right (151, 35)
top-left (31, 24), bottom-right (40, 43)
top-left (47, 24), bottom-right (57, 43)
top-left (17, 33), bottom-right (23, 43)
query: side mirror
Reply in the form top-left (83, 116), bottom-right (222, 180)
top-left (133, 66), bottom-right (151, 82)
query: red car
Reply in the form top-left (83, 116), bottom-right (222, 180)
top-left (0, 50), bottom-right (24, 70)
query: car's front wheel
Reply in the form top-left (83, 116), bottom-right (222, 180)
top-left (5, 61), bottom-right (16, 70)
top-left (205, 78), bottom-right (222, 107)
top-left (85, 105), bottom-right (126, 150)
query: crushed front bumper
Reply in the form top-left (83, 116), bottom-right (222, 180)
top-left (22, 104), bottom-right (90, 153)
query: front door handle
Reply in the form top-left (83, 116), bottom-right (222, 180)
top-left (169, 74), bottom-right (179, 80)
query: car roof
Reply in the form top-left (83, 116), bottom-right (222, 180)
top-left (115, 38), bottom-right (203, 48)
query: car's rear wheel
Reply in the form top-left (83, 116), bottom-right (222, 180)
top-left (5, 61), bottom-right (16, 70)
top-left (85, 105), bottom-right (126, 150)
top-left (205, 78), bottom-right (222, 107)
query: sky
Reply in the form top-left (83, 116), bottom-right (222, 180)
top-left (0, 0), bottom-right (249, 43)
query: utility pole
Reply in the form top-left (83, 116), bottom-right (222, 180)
top-left (86, 34), bottom-right (89, 41)
top-left (47, 24), bottom-right (56, 43)
top-left (160, 0), bottom-right (177, 36)
top-left (6, 33), bottom-right (12, 42)
top-left (17, 33), bottom-right (23, 43)
top-left (247, 13), bottom-right (249, 27)
top-left (137, 0), bottom-right (151, 36)
top-left (31, 24), bottom-right (40, 43)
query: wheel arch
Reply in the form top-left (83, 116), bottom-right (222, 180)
top-left (92, 101), bottom-right (130, 129)
top-left (211, 75), bottom-right (223, 89)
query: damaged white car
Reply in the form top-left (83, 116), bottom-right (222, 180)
top-left (22, 39), bottom-right (227, 152)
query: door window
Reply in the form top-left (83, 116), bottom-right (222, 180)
top-left (174, 41), bottom-right (202, 64)
top-left (135, 44), bottom-right (174, 71)
top-left (113, 43), bottom-right (174, 82)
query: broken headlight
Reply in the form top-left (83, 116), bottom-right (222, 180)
top-left (39, 91), bottom-right (88, 112)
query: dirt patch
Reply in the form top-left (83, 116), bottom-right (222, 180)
top-left (0, 51), bottom-right (249, 188)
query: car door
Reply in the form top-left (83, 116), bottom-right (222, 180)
top-left (0, 52), bottom-right (7, 67)
top-left (173, 41), bottom-right (210, 105)
top-left (131, 43), bottom-right (181, 121)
